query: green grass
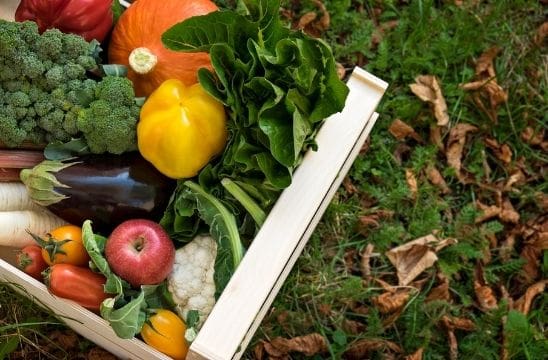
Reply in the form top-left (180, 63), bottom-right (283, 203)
top-left (1, 0), bottom-right (547, 359)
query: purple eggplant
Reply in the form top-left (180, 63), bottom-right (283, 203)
top-left (20, 152), bottom-right (176, 234)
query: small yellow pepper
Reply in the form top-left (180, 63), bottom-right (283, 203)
top-left (137, 79), bottom-right (227, 179)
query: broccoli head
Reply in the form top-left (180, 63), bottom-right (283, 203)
top-left (94, 76), bottom-right (136, 107)
top-left (0, 106), bottom-right (26, 146)
top-left (76, 99), bottom-right (139, 154)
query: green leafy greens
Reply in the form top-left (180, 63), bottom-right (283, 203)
top-left (161, 0), bottom-right (349, 295)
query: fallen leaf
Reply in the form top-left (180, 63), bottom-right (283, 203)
top-left (343, 339), bottom-right (402, 359)
top-left (87, 347), bottom-right (118, 360)
top-left (520, 126), bottom-right (545, 146)
top-left (343, 177), bottom-right (358, 195)
top-left (405, 168), bottom-right (418, 199)
top-left (372, 289), bottom-right (411, 314)
top-left (344, 248), bottom-right (359, 274)
top-left (441, 315), bottom-right (476, 331)
top-left (504, 169), bottom-right (527, 191)
top-left (500, 198), bottom-right (520, 224)
top-left (410, 75), bottom-right (449, 126)
top-left (446, 123), bottom-right (478, 183)
top-left (49, 330), bottom-right (79, 350)
top-left (474, 263), bottom-right (498, 311)
top-left (485, 138), bottom-right (513, 164)
top-left (253, 342), bottom-right (267, 360)
top-left (430, 125), bottom-right (445, 152)
top-left (388, 119), bottom-right (423, 142)
top-left (475, 200), bottom-right (500, 223)
top-left (426, 165), bottom-right (451, 194)
top-left (460, 47), bottom-right (508, 123)
top-left (263, 333), bottom-right (328, 358)
top-left (318, 303), bottom-right (333, 316)
top-left (405, 348), bottom-right (424, 360)
top-left (533, 21), bottom-right (548, 46)
top-left (386, 234), bottom-right (457, 285)
top-left (342, 318), bottom-right (366, 334)
top-left (447, 328), bottom-right (458, 360)
top-left (295, 0), bottom-right (330, 38)
top-left (426, 275), bottom-right (451, 302)
top-left (359, 243), bottom-right (375, 279)
top-left (393, 143), bottom-right (412, 165)
top-left (513, 280), bottom-right (548, 315)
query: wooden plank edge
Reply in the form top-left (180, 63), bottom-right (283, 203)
top-left (232, 112), bottom-right (379, 360)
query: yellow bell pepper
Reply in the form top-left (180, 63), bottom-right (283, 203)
top-left (137, 79), bottom-right (228, 179)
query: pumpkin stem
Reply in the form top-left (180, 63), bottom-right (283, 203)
top-left (128, 47), bottom-right (158, 74)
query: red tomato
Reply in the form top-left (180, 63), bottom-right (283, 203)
top-left (16, 245), bottom-right (48, 280)
top-left (47, 264), bottom-right (110, 312)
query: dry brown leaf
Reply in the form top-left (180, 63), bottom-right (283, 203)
top-left (426, 165), bottom-right (451, 194)
top-left (441, 315), bottom-right (476, 331)
top-left (520, 244), bottom-right (543, 284)
top-left (405, 348), bottom-right (424, 360)
top-left (485, 138), bottom-right (513, 164)
top-left (426, 276), bottom-right (451, 302)
top-left (50, 330), bottom-right (79, 350)
top-left (448, 329), bottom-right (458, 360)
top-left (474, 264), bottom-right (498, 311)
top-left (342, 318), bottom-right (366, 335)
top-left (344, 248), bottom-right (359, 274)
top-left (264, 333), bottom-right (328, 358)
top-left (295, 0), bottom-right (330, 37)
top-left (514, 280), bottom-right (548, 315)
top-left (372, 289), bottom-right (411, 313)
top-left (533, 21), bottom-right (548, 46)
top-left (475, 200), bottom-right (501, 223)
top-left (446, 123), bottom-right (478, 183)
top-left (386, 234), bottom-right (457, 285)
top-left (460, 47), bottom-right (508, 123)
top-left (388, 119), bottom-right (423, 142)
top-left (343, 339), bottom-right (403, 359)
top-left (343, 177), bottom-right (358, 195)
top-left (405, 168), bottom-right (418, 199)
top-left (409, 75), bottom-right (449, 126)
top-left (360, 243), bottom-right (375, 278)
top-left (87, 347), bottom-right (118, 360)
top-left (520, 126), bottom-right (545, 146)
top-left (393, 143), bottom-right (412, 165)
top-left (430, 125), bottom-right (445, 152)
top-left (500, 198), bottom-right (520, 224)
top-left (504, 169), bottom-right (527, 191)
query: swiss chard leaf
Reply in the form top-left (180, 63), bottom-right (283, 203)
top-left (100, 292), bottom-right (146, 339)
top-left (183, 181), bottom-right (245, 296)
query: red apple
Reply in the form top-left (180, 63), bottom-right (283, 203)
top-left (105, 219), bottom-right (175, 287)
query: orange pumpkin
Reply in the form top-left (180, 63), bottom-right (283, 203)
top-left (108, 0), bottom-right (218, 97)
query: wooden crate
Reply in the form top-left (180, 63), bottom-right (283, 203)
top-left (0, 3), bottom-right (388, 359)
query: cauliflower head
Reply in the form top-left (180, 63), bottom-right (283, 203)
top-left (168, 235), bottom-right (217, 328)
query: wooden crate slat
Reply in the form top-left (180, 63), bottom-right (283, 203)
top-left (188, 68), bottom-right (387, 360)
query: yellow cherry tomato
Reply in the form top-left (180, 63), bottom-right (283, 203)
top-left (38, 225), bottom-right (90, 266)
top-left (141, 309), bottom-right (188, 360)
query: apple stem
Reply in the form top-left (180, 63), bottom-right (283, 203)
top-left (134, 236), bottom-right (145, 252)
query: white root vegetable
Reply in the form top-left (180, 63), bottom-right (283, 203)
top-left (0, 182), bottom-right (42, 212)
top-left (0, 210), bottom-right (68, 248)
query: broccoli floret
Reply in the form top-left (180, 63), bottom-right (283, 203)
top-left (34, 99), bottom-right (54, 117)
top-left (6, 91), bottom-right (31, 108)
top-left (45, 66), bottom-right (66, 89)
top-left (38, 109), bottom-right (64, 133)
top-left (64, 63), bottom-right (86, 80)
top-left (77, 55), bottom-right (98, 70)
top-left (0, 106), bottom-right (26, 146)
top-left (95, 76), bottom-right (136, 107)
top-left (63, 105), bottom-right (81, 135)
top-left (77, 99), bottom-right (139, 154)
top-left (62, 34), bottom-right (92, 61)
top-left (35, 28), bottom-right (63, 61)
top-left (20, 54), bottom-right (45, 79)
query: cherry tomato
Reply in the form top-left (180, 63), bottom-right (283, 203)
top-left (16, 245), bottom-right (48, 280)
top-left (33, 225), bottom-right (90, 266)
top-left (140, 309), bottom-right (188, 360)
top-left (46, 263), bottom-right (110, 312)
